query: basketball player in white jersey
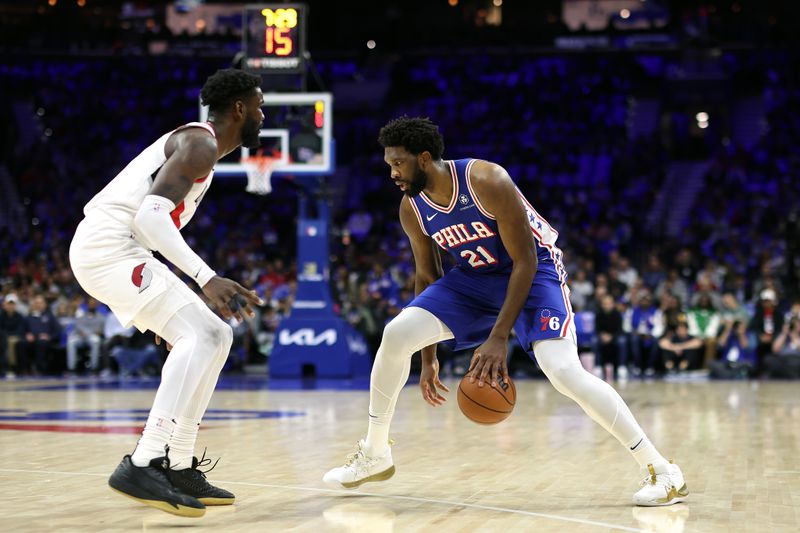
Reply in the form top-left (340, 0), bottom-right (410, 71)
top-left (69, 69), bottom-right (264, 517)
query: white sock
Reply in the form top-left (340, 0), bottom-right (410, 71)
top-left (533, 337), bottom-right (668, 468)
top-left (364, 307), bottom-right (453, 457)
top-left (627, 435), bottom-right (668, 468)
top-left (131, 409), bottom-right (175, 467)
top-left (169, 416), bottom-right (201, 470)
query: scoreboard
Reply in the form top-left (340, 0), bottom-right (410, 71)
top-left (243, 4), bottom-right (307, 73)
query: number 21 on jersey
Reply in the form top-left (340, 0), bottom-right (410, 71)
top-left (460, 246), bottom-right (497, 268)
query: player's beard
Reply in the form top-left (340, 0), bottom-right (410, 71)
top-left (405, 165), bottom-right (428, 197)
top-left (241, 117), bottom-right (262, 149)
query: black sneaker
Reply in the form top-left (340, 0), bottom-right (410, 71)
top-left (167, 451), bottom-right (235, 506)
top-left (108, 454), bottom-right (206, 517)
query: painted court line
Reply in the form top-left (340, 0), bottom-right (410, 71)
top-left (0, 468), bottom-right (644, 532)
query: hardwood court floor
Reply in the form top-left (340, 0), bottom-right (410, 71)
top-left (0, 377), bottom-right (798, 532)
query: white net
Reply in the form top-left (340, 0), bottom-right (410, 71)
top-left (242, 156), bottom-right (278, 195)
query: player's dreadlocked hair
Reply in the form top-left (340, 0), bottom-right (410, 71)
top-left (378, 116), bottom-right (445, 160)
top-left (200, 69), bottom-right (261, 113)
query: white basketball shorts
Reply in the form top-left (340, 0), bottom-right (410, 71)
top-left (69, 210), bottom-right (201, 333)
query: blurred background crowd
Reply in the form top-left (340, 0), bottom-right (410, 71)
top-left (1, 0), bottom-right (798, 381)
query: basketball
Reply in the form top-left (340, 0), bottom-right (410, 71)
top-left (457, 374), bottom-right (516, 425)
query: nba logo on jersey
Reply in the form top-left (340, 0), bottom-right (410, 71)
top-left (131, 263), bottom-right (152, 293)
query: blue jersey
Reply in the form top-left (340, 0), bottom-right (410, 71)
top-left (408, 159), bottom-right (565, 283)
top-left (406, 158), bottom-right (574, 353)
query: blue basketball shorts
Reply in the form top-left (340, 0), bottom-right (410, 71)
top-left (407, 266), bottom-right (574, 355)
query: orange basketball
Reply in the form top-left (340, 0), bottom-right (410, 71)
top-left (457, 374), bottom-right (516, 425)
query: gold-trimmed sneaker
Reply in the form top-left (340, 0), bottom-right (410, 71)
top-left (323, 440), bottom-right (395, 489)
top-left (633, 462), bottom-right (688, 507)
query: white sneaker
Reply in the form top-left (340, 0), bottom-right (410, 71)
top-left (618, 366), bottom-right (629, 382)
top-left (633, 462), bottom-right (688, 506)
top-left (323, 440), bottom-right (395, 489)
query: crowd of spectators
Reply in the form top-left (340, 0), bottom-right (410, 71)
top-left (1, 46), bottom-right (798, 381)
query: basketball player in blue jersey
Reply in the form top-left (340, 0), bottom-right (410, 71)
top-left (324, 117), bottom-right (688, 506)
top-left (70, 69), bottom-right (264, 517)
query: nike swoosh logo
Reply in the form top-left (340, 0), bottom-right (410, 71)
top-left (426, 213), bottom-right (437, 221)
top-left (630, 437), bottom-right (644, 451)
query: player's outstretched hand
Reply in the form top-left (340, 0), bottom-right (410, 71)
top-left (202, 275), bottom-right (264, 322)
top-left (468, 335), bottom-right (510, 388)
top-left (420, 357), bottom-right (449, 407)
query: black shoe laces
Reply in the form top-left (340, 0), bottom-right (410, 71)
top-left (194, 448), bottom-right (221, 479)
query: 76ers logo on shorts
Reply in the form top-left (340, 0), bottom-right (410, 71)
top-left (539, 308), bottom-right (561, 332)
top-left (131, 263), bottom-right (152, 293)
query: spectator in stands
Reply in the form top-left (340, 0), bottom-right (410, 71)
top-left (596, 294), bottom-right (626, 381)
top-left (656, 269), bottom-right (690, 308)
top-left (749, 288), bottom-right (784, 372)
top-left (21, 294), bottom-right (62, 375)
top-left (616, 256), bottom-right (638, 290)
top-left (256, 305), bottom-right (282, 358)
top-left (623, 290), bottom-right (659, 377)
top-left (658, 319), bottom-right (703, 374)
top-left (691, 274), bottom-right (722, 309)
top-left (709, 316), bottom-right (755, 379)
top-left (764, 307), bottom-right (800, 379)
top-left (347, 283), bottom-right (381, 354)
top-left (366, 263), bottom-right (398, 303)
top-left (110, 331), bottom-right (162, 378)
top-left (103, 312), bottom-right (160, 377)
top-left (751, 265), bottom-right (783, 305)
top-left (605, 267), bottom-right (629, 301)
top-left (695, 258), bottom-right (726, 293)
top-left (719, 291), bottom-right (749, 325)
top-left (641, 254), bottom-right (667, 291)
top-left (687, 292), bottom-right (721, 368)
top-left (53, 296), bottom-right (79, 337)
top-left (0, 294), bottom-right (26, 378)
top-left (652, 292), bottom-right (683, 339)
top-left (568, 268), bottom-right (594, 312)
top-left (66, 297), bottom-right (105, 375)
top-left (726, 273), bottom-right (749, 307)
top-left (674, 248), bottom-right (698, 287)
top-left (651, 292), bottom-right (686, 373)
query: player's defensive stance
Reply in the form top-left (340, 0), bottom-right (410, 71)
top-left (324, 117), bottom-right (687, 507)
top-left (69, 69), bottom-right (264, 517)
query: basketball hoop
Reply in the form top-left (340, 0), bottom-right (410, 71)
top-left (242, 155), bottom-right (279, 195)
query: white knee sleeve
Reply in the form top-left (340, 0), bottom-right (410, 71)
top-left (379, 306), bottom-right (453, 357)
top-left (365, 307), bottom-right (453, 453)
top-left (534, 337), bottom-right (644, 445)
top-left (149, 303), bottom-right (232, 418)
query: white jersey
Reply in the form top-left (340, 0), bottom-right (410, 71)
top-left (83, 122), bottom-right (216, 232)
top-left (71, 121), bottom-right (217, 331)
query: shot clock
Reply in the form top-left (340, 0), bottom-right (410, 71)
top-left (243, 4), bottom-right (307, 73)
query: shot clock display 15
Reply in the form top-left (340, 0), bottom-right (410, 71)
top-left (243, 4), bottom-right (307, 73)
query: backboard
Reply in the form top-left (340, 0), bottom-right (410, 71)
top-left (199, 92), bottom-right (334, 176)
